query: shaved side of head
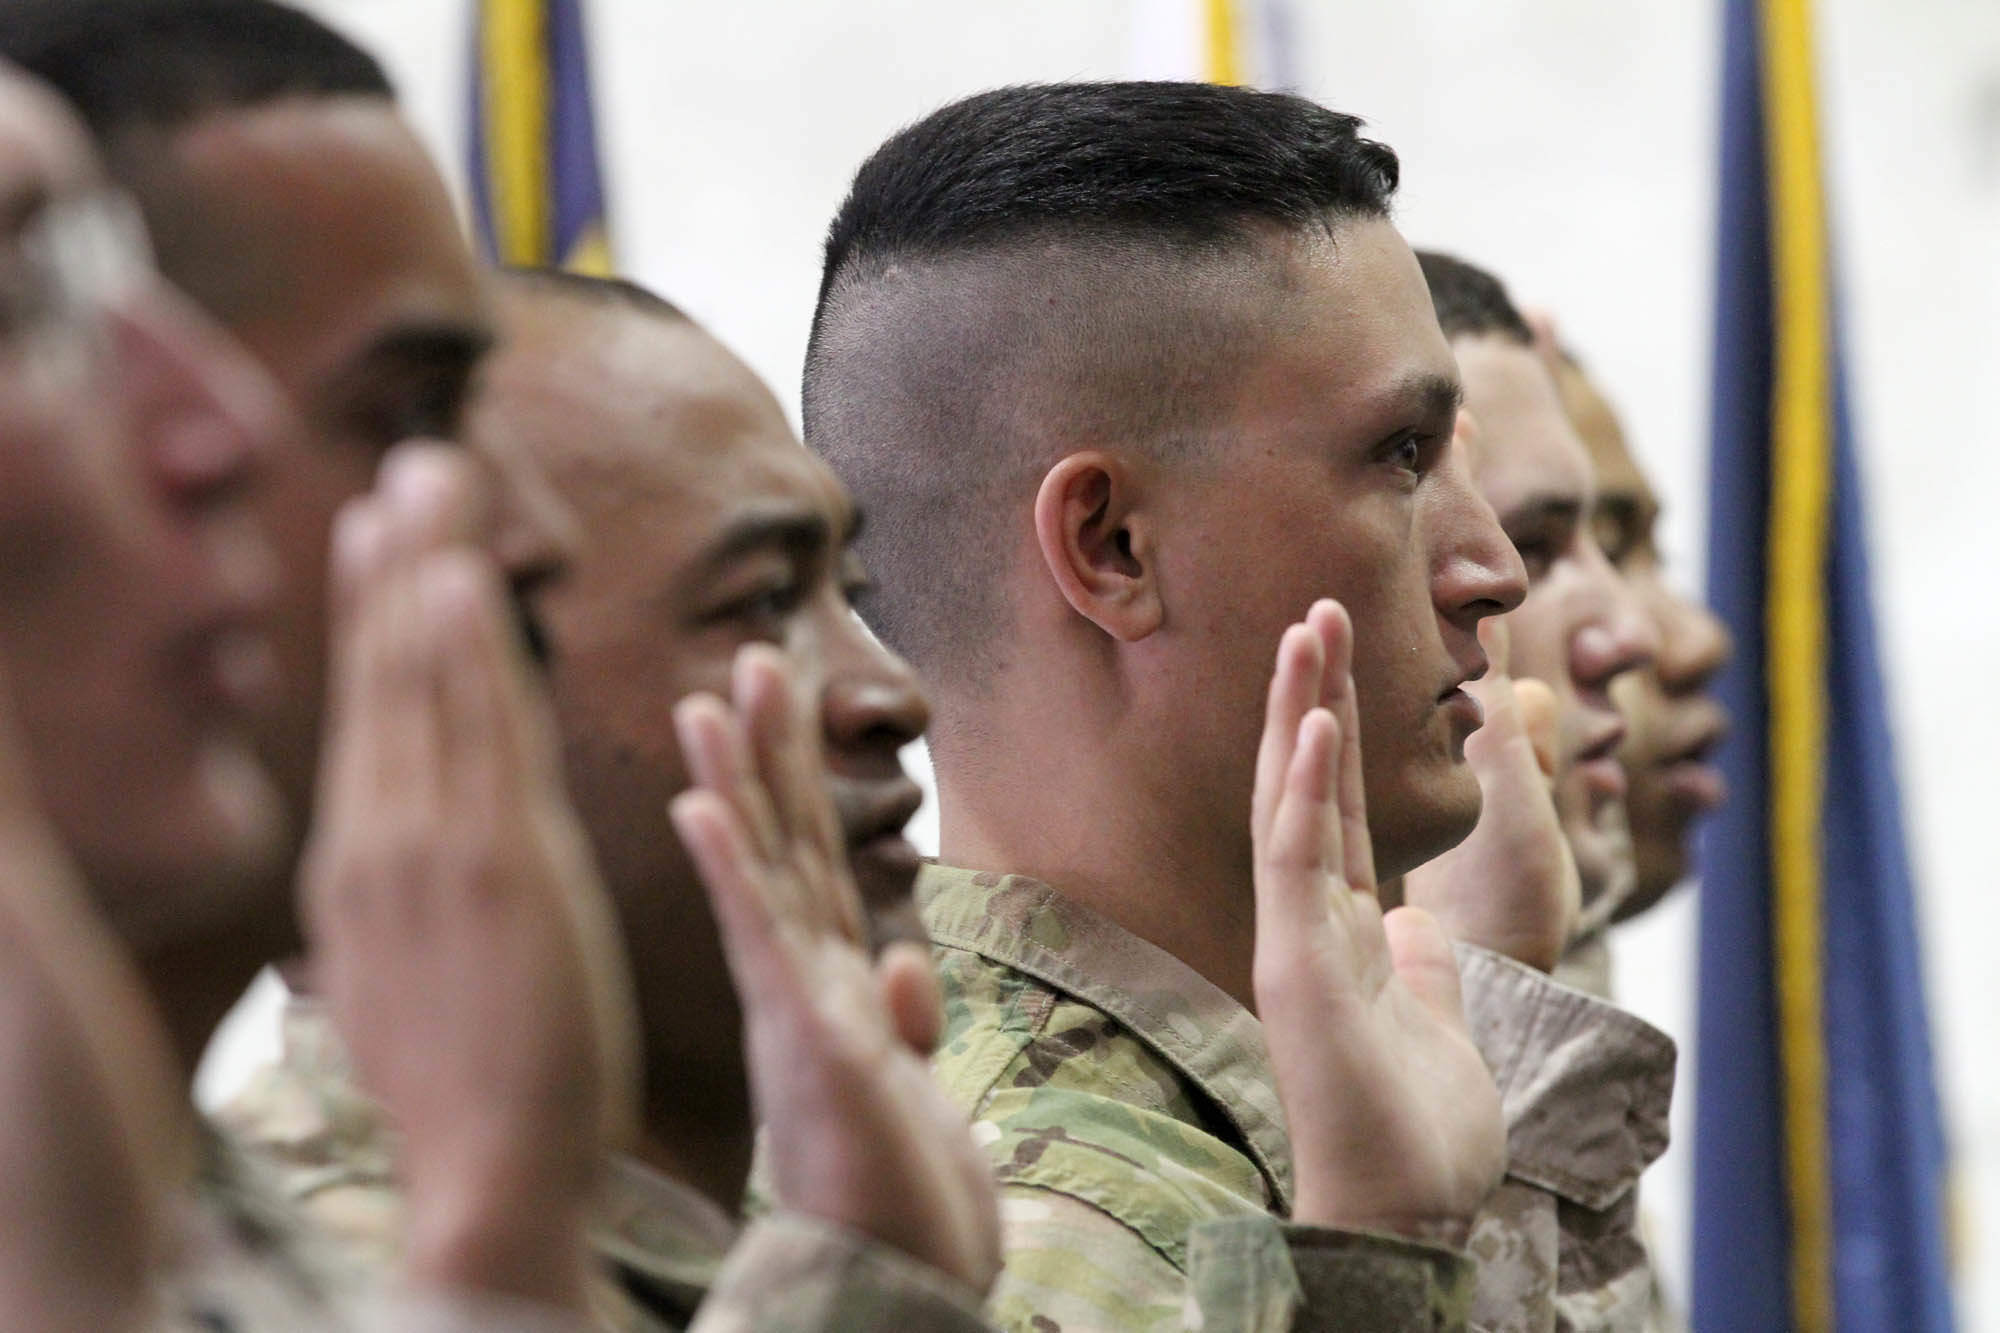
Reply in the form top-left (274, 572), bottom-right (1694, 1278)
top-left (804, 81), bottom-right (1400, 691)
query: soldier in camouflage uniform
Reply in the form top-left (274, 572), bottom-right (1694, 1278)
top-left (0, 56), bottom-right (633, 1330)
top-left (805, 82), bottom-right (1678, 1331)
top-left (228, 270), bottom-right (1484, 1331)
top-left (226, 274), bottom-right (1009, 1331)
top-left (2, 3), bottom-right (1015, 1325)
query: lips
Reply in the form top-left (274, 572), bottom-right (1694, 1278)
top-left (1647, 708), bottom-right (1730, 812)
top-left (179, 616), bottom-right (279, 723)
top-left (833, 776), bottom-right (927, 921)
top-left (1571, 716), bottom-right (1629, 800)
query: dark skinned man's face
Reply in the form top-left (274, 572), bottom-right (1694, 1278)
top-left (1457, 334), bottom-right (1657, 916)
top-left (477, 291), bottom-right (930, 1122)
top-left (1554, 357), bottom-right (1731, 915)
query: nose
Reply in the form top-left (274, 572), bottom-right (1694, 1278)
top-left (1651, 581), bottom-right (1732, 695)
top-left (818, 612), bottom-right (931, 764)
top-left (1429, 461), bottom-right (1528, 630)
top-left (1571, 539), bottom-right (1660, 701)
top-left (111, 281), bottom-right (286, 511)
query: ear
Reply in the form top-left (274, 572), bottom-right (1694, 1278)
top-left (1032, 451), bottom-right (1164, 643)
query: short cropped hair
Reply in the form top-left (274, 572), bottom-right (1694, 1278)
top-left (0, 0), bottom-right (393, 145)
top-left (804, 81), bottom-right (1400, 688)
top-left (1416, 250), bottom-right (1532, 346)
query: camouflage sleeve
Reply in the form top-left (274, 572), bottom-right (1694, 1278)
top-left (1451, 944), bottom-right (1676, 1333)
top-left (983, 1185), bottom-right (1471, 1333)
top-left (1185, 1215), bottom-right (1473, 1333)
top-left (364, 1289), bottom-right (599, 1332)
top-left (689, 1213), bottom-right (993, 1333)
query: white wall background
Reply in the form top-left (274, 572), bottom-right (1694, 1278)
top-left (201, 1), bottom-right (2000, 1324)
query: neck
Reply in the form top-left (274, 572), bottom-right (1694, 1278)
top-left (635, 1062), bottom-right (755, 1216)
top-left (934, 704), bottom-right (1261, 1010)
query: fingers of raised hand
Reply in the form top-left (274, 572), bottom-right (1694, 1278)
top-left (874, 941), bottom-right (946, 1057)
top-left (731, 646), bottom-right (861, 944)
top-left (674, 690), bottom-right (785, 867)
top-left (1307, 599), bottom-right (1374, 892)
top-left (1252, 621), bottom-right (1324, 847)
top-left (1511, 677), bottom-right (1561, 781)
top-left (668, 787), bottom-right (791, 1002)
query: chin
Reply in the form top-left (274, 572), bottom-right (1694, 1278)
top-left (1372, 764), bottom-right (1485, 880)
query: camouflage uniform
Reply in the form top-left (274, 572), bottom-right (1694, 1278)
top-left (220, 997), bottom-right (995, 1332)
top-left (1452, 944), bottom-right (1676, 1333)
top-left (920, 864), bottom-right (1474, 1332)
top-left (156, 1123), bottom-right (598, 1331)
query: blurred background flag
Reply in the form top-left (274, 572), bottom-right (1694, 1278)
top-left (468, 0), bottom-right (613, 274)
top-left (1694, 0), bottom-right (1954, 1330)
top-left (1128, 0), bottom-right (1300, 90)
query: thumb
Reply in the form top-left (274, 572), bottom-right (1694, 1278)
top-left (875, 941), bottom-right (945, 1056)
top-left (1382, 905), bottom-right (1469, 1032)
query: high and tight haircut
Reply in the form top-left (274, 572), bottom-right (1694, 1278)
top-left (1415, 250), bottom-right (1532, 346)
top-left (498, 268), bottom-right (689, 324)
top-left (804, 81), bottom-right (1402, 689)
top-left (0, 0), bottom-right (394, 146)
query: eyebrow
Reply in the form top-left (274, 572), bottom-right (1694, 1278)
top-left (356, 321), bottom-right (495, 379)
top-left (696, 509), bottom-right (834, 572)
top-left (1396, 371), bottom-right (1464, 421)
top-left (1501, 492), bottom-right (1586, 527)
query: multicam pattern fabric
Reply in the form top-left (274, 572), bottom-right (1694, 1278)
top-left (1452, 944), bottom-right (1677, 1333)
top-left (920, 863), bottom-right (1474, 1332)
top-left (219, 996), bottom-right (995, 1332)
top-left (161, 1122), bottom-right (601, 1331)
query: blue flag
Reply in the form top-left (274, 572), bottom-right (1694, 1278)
top-left (468, 0), bottom-right (613, 274)
top-left (1694, 0), bottom-right (1953, 1329)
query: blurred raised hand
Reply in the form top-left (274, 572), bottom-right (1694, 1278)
top-left (300, 444), bottom-right (638, 1312)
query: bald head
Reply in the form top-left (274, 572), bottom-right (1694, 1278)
top-left (804, 81), bottom-right (1401, 689)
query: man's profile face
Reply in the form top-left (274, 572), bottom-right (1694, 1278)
top-left (126, 96), bottom-right (506, 833)
top-left (480, 291), bottom-right (931, 1097)
top-left (1457, 334), bottom-right (1655, 911)
top-left (1555, 358), bottom-right (1730, 911)
top-left (0, 70), bottom-right (285, 941)
top-left (1150, 221), bottom-right (1526, 878)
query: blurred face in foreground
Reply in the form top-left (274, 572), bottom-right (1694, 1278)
top-left (124, 93), bottom-right (574, 844)
top-left (476, 286), bottom-right (931, 1122)
top-left (1455, 333), bottom-right (1656, 915)
top-left (1554, 356), bottom-right (1731, 915)
top-left (0, 67), bottom-right (285, 946)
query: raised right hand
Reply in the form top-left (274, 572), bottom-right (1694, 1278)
top-left (300, 444), bottom-right (638, 1312)
top-left (671, 644), bottom-right (1001, 1295)
top-left (1250, 599), bottom-right (1505, 1242)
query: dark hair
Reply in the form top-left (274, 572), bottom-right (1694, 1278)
top-left (804, 81), bottom-right (1402, 689)
top-left (498, 268), bottom-right (688, 323)
top-left (811, 80), bottom-right (1398, 348)
top-left (0, 0), bottom-right (394, 144)
top-left (1415, 250), bottom-right (1532, 345)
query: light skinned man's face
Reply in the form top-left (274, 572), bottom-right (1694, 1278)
top-left (1456, 333), bottom-right (1657, 911)
top-left (0, 69), bottom-right (286, 943)
top-left (478, 289), bottom-right (931, 1112)
top-left (1555, 356), bottom-right (1731, 913)
top-left (1146, 221), bottom-right (1528, 879)
top-left (118, 95), bottom-right (574, 838)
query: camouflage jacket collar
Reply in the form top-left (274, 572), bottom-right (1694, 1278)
top-left (919, 862), bottom-right (1294, 1212)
